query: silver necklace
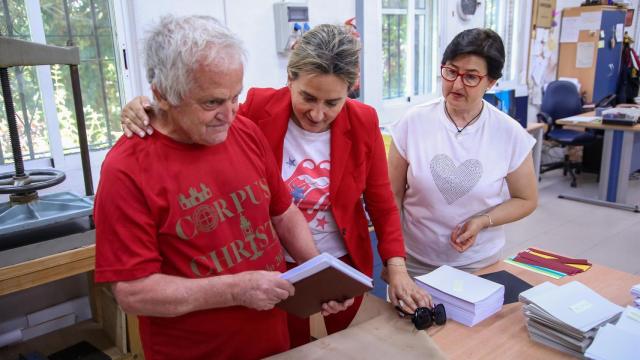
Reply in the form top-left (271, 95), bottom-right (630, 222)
top-left (444, 102), bottom-right (484, 138)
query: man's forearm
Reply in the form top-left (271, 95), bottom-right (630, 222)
top-left (112, 273), bottom-right (238, 317)
top-left (272, 204), bottom-right (318, 263)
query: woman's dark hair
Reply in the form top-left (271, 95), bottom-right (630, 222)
top-left (441, 28), bottom-right (505, 80)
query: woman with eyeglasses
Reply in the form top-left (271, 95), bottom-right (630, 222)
top-left (388, 28), bottom-right (538, 277)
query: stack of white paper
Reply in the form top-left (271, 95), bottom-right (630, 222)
top-left (614, 306), bottom-right (640, 336)
top-left (519, 281), bottom-right (623, 357)
top-left (414, 265), bottom-right (504, 327)
top-left (280, 252), bottom-right (372, 287)
top-left (631, 284), bottom-right (640, 309)
top-left (584, 306), bottom-right (640, 360)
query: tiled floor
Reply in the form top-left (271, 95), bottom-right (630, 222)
top-left (504, 169), bottom-right (640, 275)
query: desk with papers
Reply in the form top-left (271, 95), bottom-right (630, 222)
top-left (272, 261), bottom-right (637, 359)
top-left (429, 261), bottom-right (640, 359)
top-left (556, 112), bottom-right (640, 212)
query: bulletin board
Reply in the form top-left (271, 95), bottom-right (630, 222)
top-left (557, 6), bottom-right (625, 103)
top-left (556, 7), bottom-right (602, 103)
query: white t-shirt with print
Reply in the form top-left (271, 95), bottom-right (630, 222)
top-left (281, 119), bottom-right (347, 260)
top-left (391, 98), bottom-right (536, 267)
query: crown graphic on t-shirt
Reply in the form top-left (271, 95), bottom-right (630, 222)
top-left (178, 183), bottom-right (213, 210)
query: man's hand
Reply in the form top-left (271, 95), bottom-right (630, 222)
top-left (232, 271), bottom-right (295, 311)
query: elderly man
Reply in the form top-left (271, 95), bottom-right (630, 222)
top-left (94, 15), bottom-right (343, 360)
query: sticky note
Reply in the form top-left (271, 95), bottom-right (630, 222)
top-left (570, 299), bottom-right (593, 313)
top-left (626, 308), bottom-right (640, 322)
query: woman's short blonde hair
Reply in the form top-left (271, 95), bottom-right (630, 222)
top-left (287, 24), bottom-right (360, 89)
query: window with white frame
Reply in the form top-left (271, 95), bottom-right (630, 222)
top-left (484, 0), bottom-right (522, 82)
top-left (381, 0), bottom-right (438, 101)
top-left (0, 0), bottom-right (123, 165)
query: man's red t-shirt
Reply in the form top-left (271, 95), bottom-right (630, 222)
top-left (94, 116), bottom-right (292, 360)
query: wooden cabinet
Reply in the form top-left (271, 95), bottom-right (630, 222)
top-left (0, 230), bottom-right (143, 359)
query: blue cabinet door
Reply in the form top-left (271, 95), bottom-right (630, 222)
top-left (593, 10), bottom-right (626, 104)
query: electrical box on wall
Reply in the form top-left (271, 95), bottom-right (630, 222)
top-left (273, 2), bottom-right (309, 54)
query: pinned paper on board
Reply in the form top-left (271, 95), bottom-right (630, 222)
top-left (560, 17), bottom-right (580, 43)
top-left (580, 11), bottom-right (601, 30)
top-left (531, 58), bottom-right (548, 85)
top-left (576, 42), bottom-right (595, 68)
top-left (616, 23), bottom-right (624, 42)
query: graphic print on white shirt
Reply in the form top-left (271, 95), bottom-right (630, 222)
top-left (282, 119), bottom-right (347, 259)
top-left (430, 154), bottom-right (483, 205)
top-left (286, 159), bottom-right (330, 222)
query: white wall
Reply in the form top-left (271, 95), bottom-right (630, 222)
top-left (117, 0), bottom-right (355, 102)
top-left (440, 1), bottom-right (486, 58)
top-left (227, 0), bottom-right (355, 99)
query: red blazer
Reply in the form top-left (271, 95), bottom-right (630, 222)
top-left (239, 87), bottom-right (405, 276)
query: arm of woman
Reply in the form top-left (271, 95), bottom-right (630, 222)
top-left (388, 140), bottom-right (408, 212)
top-left (451, 152), bottom-right (538, 252)
top-left (363, 121), bottom-right (431, 312)
top-left (120, 96), bottom-right (154, 137)
top-left (385, 140), bottom-right (432, 311)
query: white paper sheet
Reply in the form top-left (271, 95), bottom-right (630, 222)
top-left (560, 115), bottom-right (599, 123)
top-left (576, 42), bottom-right (595, 68)
top-left (560, 17), bottom-right (580, 43)
top-left (616, 23), bottom-right (624, 42)
top-left (526, 281), bottom-right (623, 332)
top-left (580, 11), bottom-right (602, 30)
top-left (280, 252), bottom-right (372, 286)
top-left (519, 281), bottom-right (558, 304)
top-left (414, 265), bottom-right (503, 304)
top-left (615, 306), bottom-right (640, 336)
top-left (531, 58), bottom-right (547, 85)
top-left (585, 323), bottom-right (640, 360)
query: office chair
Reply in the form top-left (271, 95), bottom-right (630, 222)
top-left (537, 80), bottom-right (597, 187)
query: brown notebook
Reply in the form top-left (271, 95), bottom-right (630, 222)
top-left (277, 253), bottom-right (373, 318)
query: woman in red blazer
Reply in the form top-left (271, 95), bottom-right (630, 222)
top-left (120, 24), bottom-right (430, 347)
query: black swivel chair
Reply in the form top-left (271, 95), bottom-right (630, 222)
top-left (537, 80), bottom-right (597, 187)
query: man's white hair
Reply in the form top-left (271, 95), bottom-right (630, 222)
top-left (144, 15), bottom-right (246, 105)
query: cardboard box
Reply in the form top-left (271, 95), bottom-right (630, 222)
top-left (267, 294), bottom-right (446, 359)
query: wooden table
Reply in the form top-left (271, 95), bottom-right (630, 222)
top-left (557, 111), bottom-right (640, 212)
top-left (429, 261), bottom-right (640, 359)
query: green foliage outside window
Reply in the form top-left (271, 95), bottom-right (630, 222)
top-left (382, 14), bottom-right (407, 100)
top-left (0, 0), bottom-right (122, 164)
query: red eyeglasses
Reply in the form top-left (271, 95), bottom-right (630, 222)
top-left (440, 66), bottom-right (487, 87)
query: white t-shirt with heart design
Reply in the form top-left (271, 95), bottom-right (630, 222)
top-left (391, 97), bottom-right (535, 267)
top-left (281, 119), bottom-right (348, 262)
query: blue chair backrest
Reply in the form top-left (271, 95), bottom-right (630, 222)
top-left (540, 80), bottom-right (583, 122)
